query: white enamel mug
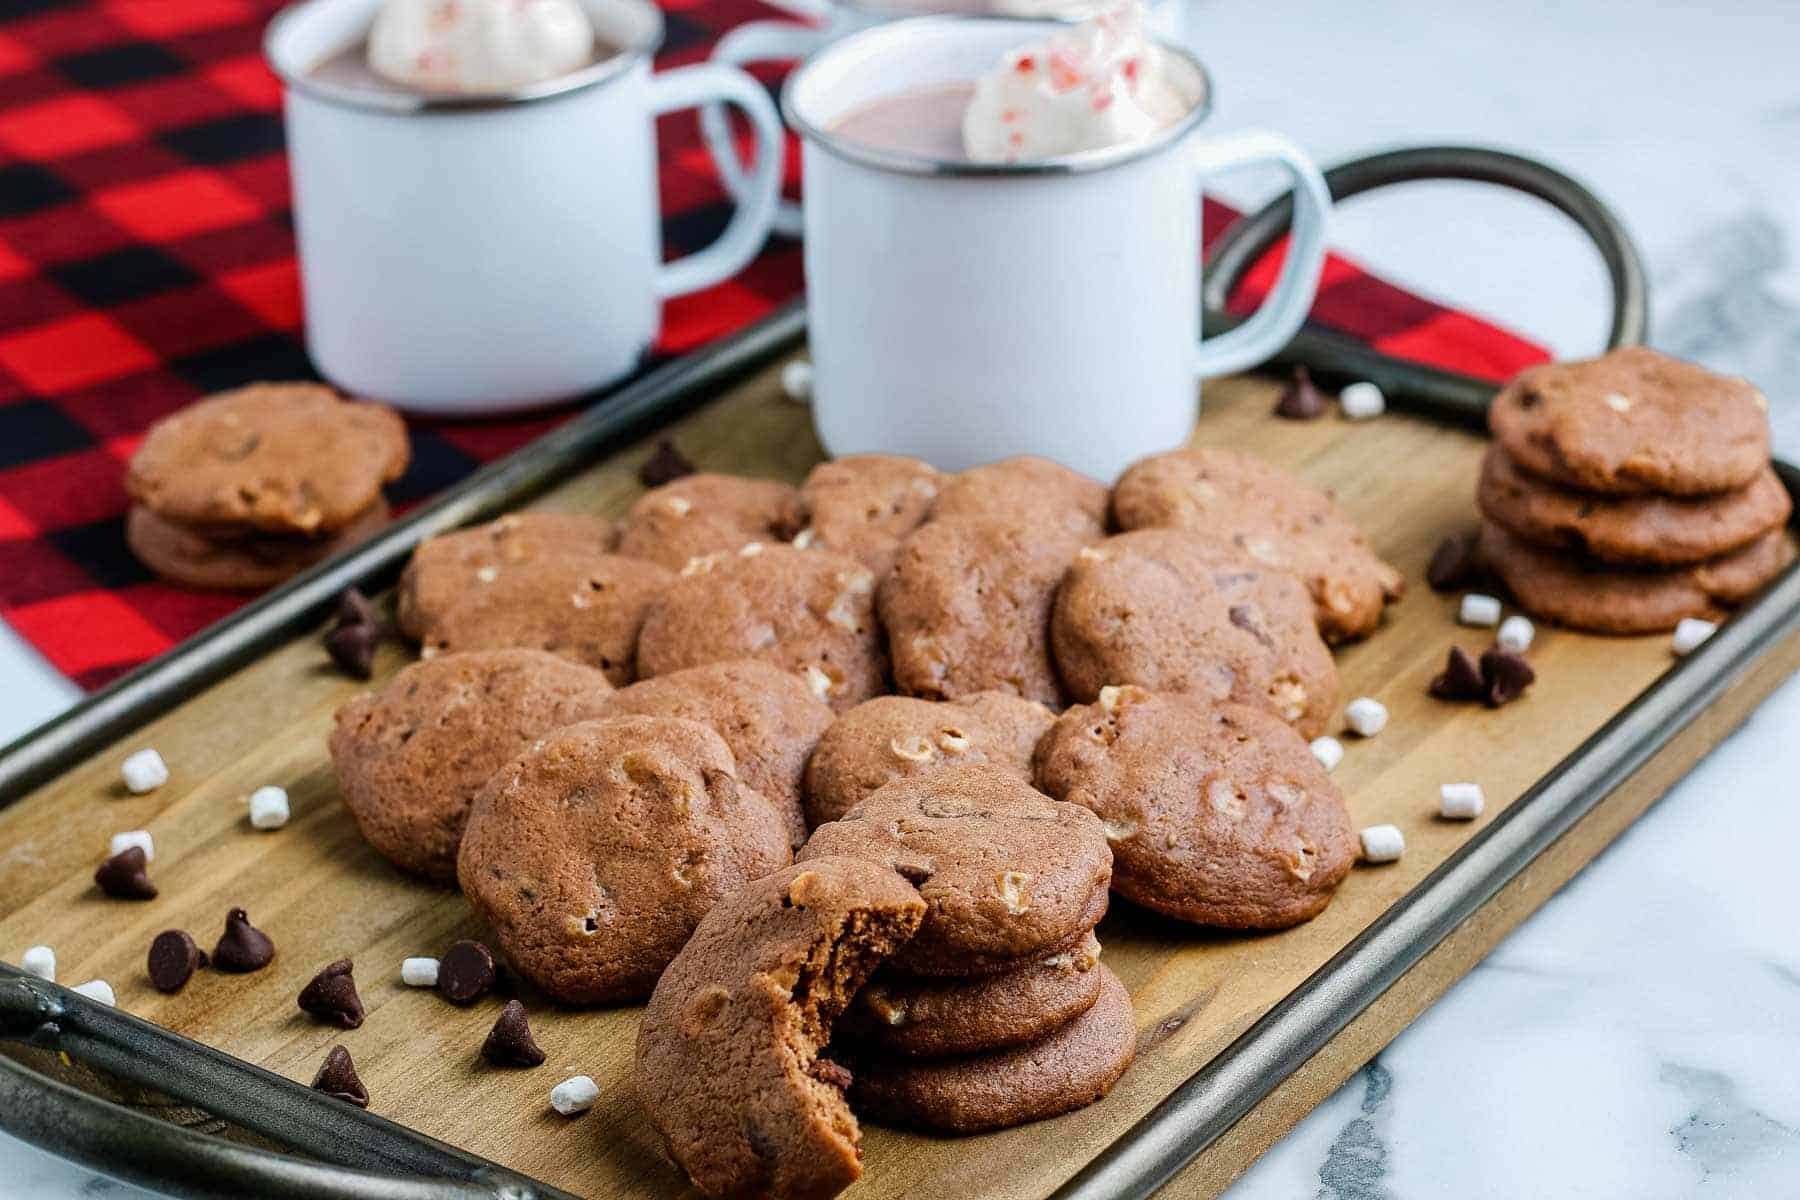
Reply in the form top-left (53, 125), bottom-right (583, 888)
top-left (265, 0), bottom-right (782, 415)
top-left (700, 0), bottom-right (1183, 237)
top-left (784, 17), bottom-right (1333, 479)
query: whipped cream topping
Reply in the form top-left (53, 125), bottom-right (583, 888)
top-left (368, 0), bottom-right (596, 94)
top-left (962, 3), bottom-right (1188, 163)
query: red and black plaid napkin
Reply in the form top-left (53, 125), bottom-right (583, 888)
top-left (0, 0), bottom-right (1547, 691)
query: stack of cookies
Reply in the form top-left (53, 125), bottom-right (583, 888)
top-left (125, 383), bottom-right (408, 589)
top-left (1479, 347), bottom-right (1793, 634)
top-left (797, 765), bottom-right (1134, 1134)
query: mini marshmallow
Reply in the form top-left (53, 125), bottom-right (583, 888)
top-left (1672, 617), bottom-right (1717, 657)
top-left (248, 786), bottom-right (290, 830)
top-left (400, 957), bottom-right (440, 987)
top-left (780, 360), bottom-right (813, 402)
top-left (1459, 593), bottom-right (1502, 627)
top-left (21, 945), bottom-right (55, 982)
top-left (1439, 782), bottom-right (1485, 819)
top-left (109, 830), bottom-right (154, 862)
top-left (1309, 736), bottom-right (1344, 772)
top-left (1496, 614), bottom-right (1535, 653)
top-left (1340, 381), bottom-right (1386, 420)
top-left (1358, 824), bottom-right (1405, 863)
top-left (550, 1074), bottom-right (600, 1116)
top-left (1344, 697), bottom-right (1388, 738)
top-left (121, 748), bottom-right (168, 794)
top-left (71, 979), bottom-right (115, 1006)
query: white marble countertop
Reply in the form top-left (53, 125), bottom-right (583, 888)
top-left (5, 0), bottom-right (1800, 1195)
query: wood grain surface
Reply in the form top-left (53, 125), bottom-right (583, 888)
top-left (1, 363), bottom-right (1781, 1200)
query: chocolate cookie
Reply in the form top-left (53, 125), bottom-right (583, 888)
top-left (880, 518), bottom-right (1088, 706)
top-left (1476, 445), bottom-right (1790, 565)
top-left (1489, 348), bottom-right (1771, 497)
top-left (127, 499), bottom-right (389, 590)
top-left (795, 454), bottom-right (944, 576)
top-left (798, 764), bottom-right (1111, 976)
top-left (1050, 529), bottom-right (1338, 738)
top-left (1035, 688), bottom-right (1357, 929)
top-left (803, 692), bottom-right (1055, 827)
top-left (126, 382), bottom-right (408, 535)
top-left (929, 456), bottom-right (1109, 540)
top-left (613, 473), bottom-right (803, 571)
top-left (846, 964), bottom-right (1136, 1133)
top-left (396, 512), bottom-right (616, 639)
top-left (636, 544), bottom-right (886, 713)
top-left (598, 658), bottom-right (835, 848)
top-left (329, 649), bottom-right (615, 882)
top-left (457, 716), bottom-right (791, 1003)
top-left (845, 930), bottom-right (1103, 1058)
top-left (404, 551), bottom-right (674, 686)
top-left (635, 858), bottom-right (926, 1200)
top-left (1110, 447), bottom-right (1403, 642)
top-left (1479, 520), bottom-right (1796, 635)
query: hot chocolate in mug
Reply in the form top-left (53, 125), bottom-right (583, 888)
top-left (783, 16), bottom-right (1334, 479)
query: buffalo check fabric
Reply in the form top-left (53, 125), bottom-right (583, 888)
top-left (0, 0), bottom-right (1548, 690)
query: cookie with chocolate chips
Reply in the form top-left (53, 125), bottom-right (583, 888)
top-left (126, 383), bottom-right (408, 535)
top-left (613, 473), bottom-right (803, 571)
top-left (1050, 529), bottom-right (1339, 738)
top-left (636, 544), bottom-right (886, 712)
top-left (929, 455), bottom-right (1109, 540)
top-left (1110, 446), bottom-right (1403, 642)
top-left (635, 858), bottom-right (926, 1200)
top-left (1035, 687), bottom-right (1357, 930)
top-left (803, 692), bottom-right (1054, 827)
top-left (457, 716), bottom-right (791, 1004)
top-left (330, 649), bottom-right (616, 882)
top-left (127, 498), bottom-right (390, 590)
top-left (797, 764), bottom-right (1111, 977)
top-left (396, 512), bottom-right (617, 641)
top-left (1489, 347), bottom-right (1771, 497)
top-left (794, 454), bottom-right (944, 577)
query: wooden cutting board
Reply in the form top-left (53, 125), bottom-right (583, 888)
top-left (3, 360), bottom-right (1795, 1200)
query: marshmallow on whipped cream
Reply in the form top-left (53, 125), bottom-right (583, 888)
top-left (962, 3), bottom-right (1188, 163)
top-left (369, 0), bottom-right (596, 94)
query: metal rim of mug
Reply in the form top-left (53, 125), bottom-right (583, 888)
top-left (262, 0), bottom-right (665, 116)
top-left (781, 15), bottom-right (1214, 179)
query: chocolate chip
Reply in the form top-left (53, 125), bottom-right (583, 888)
top-left (1480, 648), bottom-right (1536, 707)
top-left (1228, 603), bottom-right (1276, 649)
top-left (298, 958), bottom-right (365, 1029)
top-left (481, 999), bottom-right (545, 1068)
top-left (325, 621), bottom-right (383, 680)
top-left (1273, 365), bottom-right (1327, 420)
top-left (1428, 646), bottom-right (1487, 701)
top-left (437, 940), bottom-right (495, 1005)
top-left (809, 1057), bottom-right (854, 1090)
top-left (638, 439), bottom-right (696, 488)
top-left (311, 1045), bottom-right (368, 1108)
top-left (334, 587), bottom-right (381, 630)
top-left (1427, 530), bottom-right (1480, 592)
top-left (211, 907), bottom-right (275, 972)
top-left (94, 846), bottom-right (157, 900)
top-left (147, 930), bottom-right (200, 993)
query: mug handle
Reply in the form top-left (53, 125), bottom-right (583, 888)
top-left (1190, 129), bottom-right (1333, 379)
top-left (648, 62), bottom-right (784, 300)
top-left (698, 21), bottom-right (827, 239)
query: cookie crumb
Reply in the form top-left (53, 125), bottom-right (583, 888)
top-left (1340, 380), bottom-right (1386, 420)
top-left (21, 945), bottom-right (55, 982)
top-left (1358, 824), bottom-right (1404, 863)
top-left (1496, 615), bottom-right (1535, 653)
top-left (400, 957), bottom-right (439, 987)
top-left (71, 979), bottom-right (115, 1006)
top-left (780, 360), bottom-right (814, 402)
top-left (1308, 736), bottom-right (1344, 772)
top-left (1344, 697), bottom-right (1388, 737)
top-left (550, 1074), bottom-right (600, 1116)
top-left (1672, 617), bottom-right (1717, 657)
top-left (121, 749), bottom-right (168, 794)
top-left (1458, 593), bottom-right (1502, 627)
top-left (248, 786), bottom-right (290, 830)
top-left (1439, 782), bottom-right (1485, 819)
